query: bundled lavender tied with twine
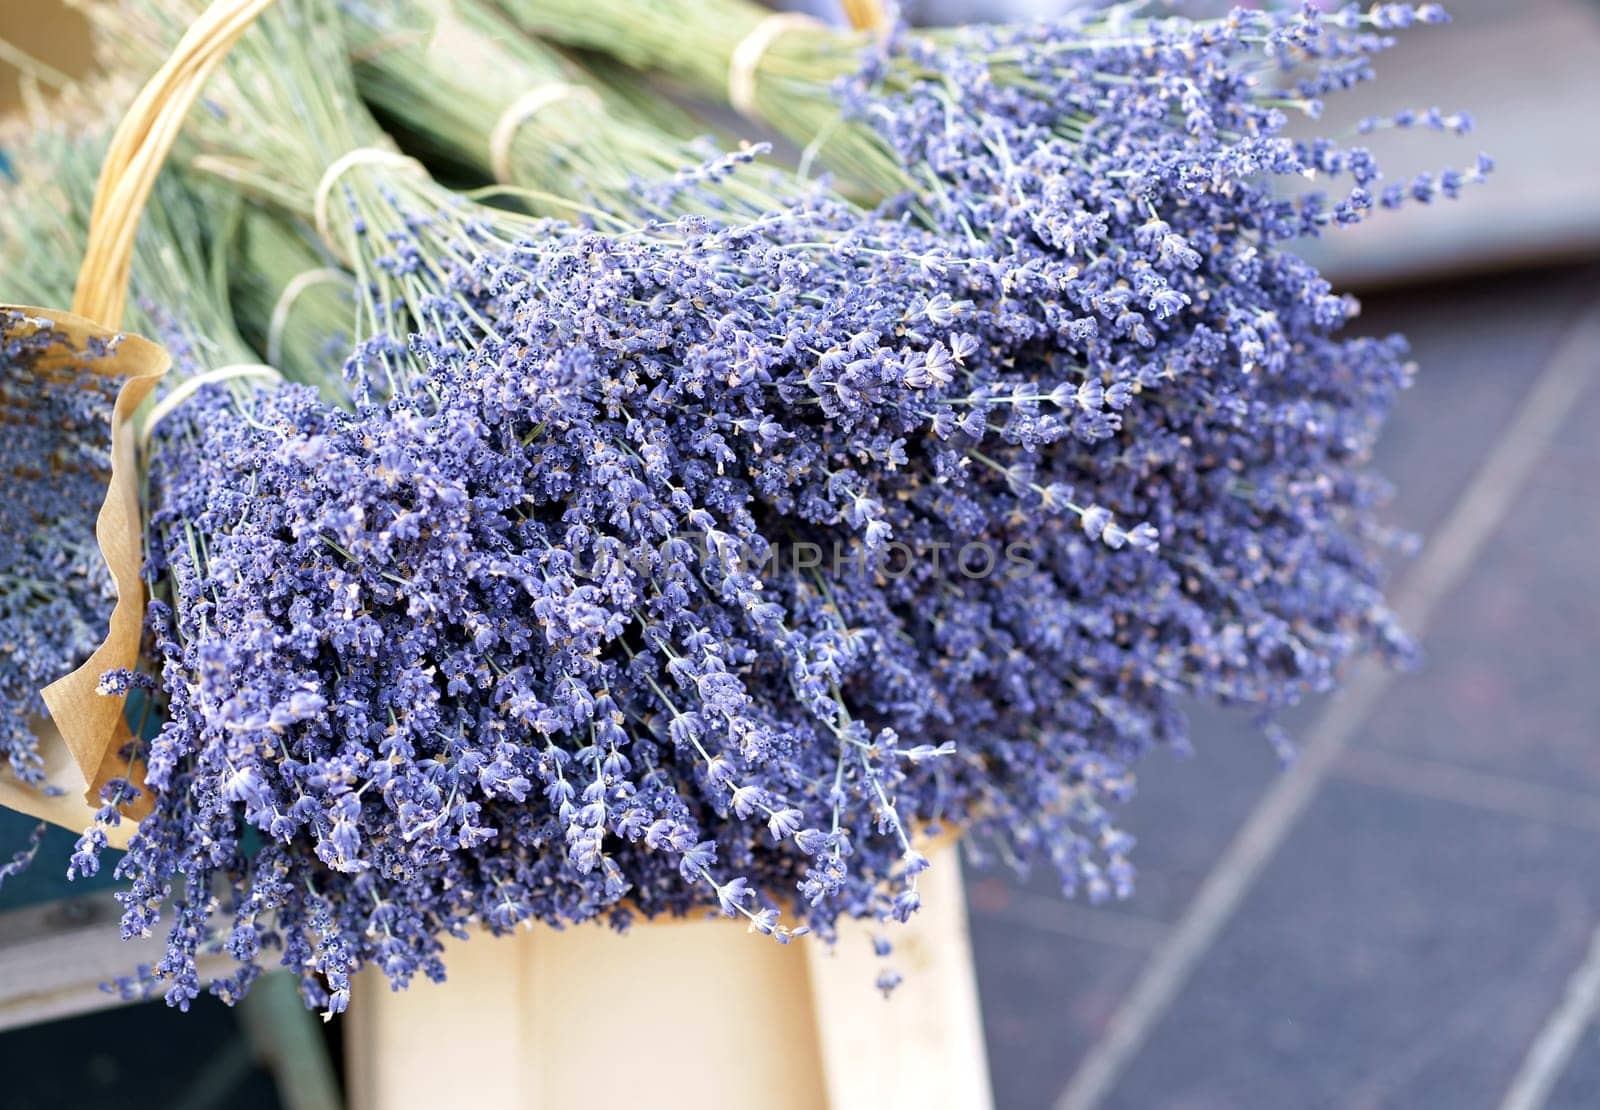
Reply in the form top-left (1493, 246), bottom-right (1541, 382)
top-left (0, 0), bottom-right (1485, 1013)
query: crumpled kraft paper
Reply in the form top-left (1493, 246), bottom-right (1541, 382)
top-left (1, 305), bottom-right (168, 848)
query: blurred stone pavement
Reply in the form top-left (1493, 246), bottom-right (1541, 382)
top-left (966, 263), bottom-right (1600, 1109)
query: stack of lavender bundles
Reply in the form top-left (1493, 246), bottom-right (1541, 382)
top-left (0, 0), bottom-right (1480, 1015)
top-left (340, 0), bottom-right (722, 222)
top-left (507, 0), bottom-right (1486, 213)
top-left (499, 0), bottom-right (1488, 810)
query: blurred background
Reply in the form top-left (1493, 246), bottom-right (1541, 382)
top-left (3, 1), bottom-right (1598, 1107)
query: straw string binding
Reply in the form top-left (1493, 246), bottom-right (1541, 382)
top-left (138, 363), bottom-right (284, 453)
top-left (312, 147), bottom-right (424, 259)
top-left (489, 83), bottom-right (600, 184)
top-left (268, 267), bottom-right (351, 369)
top-left (728, 12), bottom-right (822, 121)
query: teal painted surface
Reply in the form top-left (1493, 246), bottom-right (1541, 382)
top-left (0, 808), bottom-right (122, 911)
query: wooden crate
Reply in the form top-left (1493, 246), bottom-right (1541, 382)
top-left (346, 837), bottom-right (993, 1110)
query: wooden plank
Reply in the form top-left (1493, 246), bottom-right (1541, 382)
top-left (804, 838), bottom-right (994, 1109)
top-left (347, 843), bottom-right (993, 1108)
top-left (0, 892), bottom-right (228, 1031)
top-left (347, 911), bottom-right (828, 1110)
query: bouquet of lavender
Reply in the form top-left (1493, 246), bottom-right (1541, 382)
top-left (0, 314), bottom-right (117, 789)
top-left (500, 0), bottom-right (1490, 697)
top-left (343, 0), bottom-right (911, 231)
top-left (505, 0), bottom-right (1482, 206)
top-left (342, 0), bottom-right (733, 221)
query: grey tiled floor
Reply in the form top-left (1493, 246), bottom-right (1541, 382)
top-left (969, 263), bottom-right (1600, 1109)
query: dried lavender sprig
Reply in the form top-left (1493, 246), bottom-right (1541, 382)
top-left (80, 0), bottom-right (1444, 1018)
top-left (259, 0), bottom-right (1418, 879)
top-left (484, 0), bottom-right (1455, 848)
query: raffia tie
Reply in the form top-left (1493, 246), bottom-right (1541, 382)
top-left (728, 12), bottom-right (822, 121)
top-left (268, 267), bottom-right (351, 368)
top-left (489, 83), bottom-right (600, 184)
top-left (312, 147), bottom-right (425, 259)
top-left (137, 363), bottom-right (284, 453)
